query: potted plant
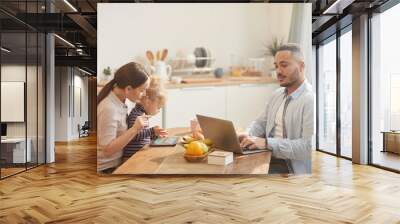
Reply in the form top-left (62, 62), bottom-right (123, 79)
top-left (103, 66), bottom-right (112, 81)
top-left (264, 37), bottom-right (284, 57)
top-left (264, 37), bottom-right (284, 78)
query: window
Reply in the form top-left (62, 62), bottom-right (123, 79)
top-left (370, 3), bottom-right (400, 171)
top-left (0, 2), bottom-right (47, 179)
top-left (340, 29), bottom-right (352, 158)
top-left (317, 37), bottom-right (337, 154)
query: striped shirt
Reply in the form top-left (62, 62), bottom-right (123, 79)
top-left (123, 104), bottom-right (156, 158)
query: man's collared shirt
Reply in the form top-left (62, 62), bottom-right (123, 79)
top-left (247, 80), bottom-right (315, 174)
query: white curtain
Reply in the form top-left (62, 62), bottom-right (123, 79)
top-left (288, 3), bottom-right (313, 84)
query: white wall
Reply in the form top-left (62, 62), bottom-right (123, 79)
top-left (72, 74), bottom-right (89, 138)
top-left (55, 67), bottom-right (89, 141)
top-left (98, 3), bottom-right (295, 80)
top-left (1, 64), bottom-right (46, 163)
top-left (1, 66), bottom-right (26, 127)
top-left (55, 67), bottom-right (69, 141)
top-left (1, 65), bottom-right (38, 137)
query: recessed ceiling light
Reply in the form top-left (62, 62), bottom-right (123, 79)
top-left (54, 34), bottom-right (75, 48)
top-left (78, 67), bottom-right (92, 76)
top-left (323, 0), bottom-right (354, 15)
top-left (1, 47), bottom-right (11, 53)
top-left (63, 0), bottom-right (78, 12)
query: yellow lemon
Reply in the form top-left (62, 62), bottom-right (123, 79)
top-left (185, 141), bottom-right (204, 156)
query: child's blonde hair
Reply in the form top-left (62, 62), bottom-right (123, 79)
top-left (141, 77), bottom-right (167, 106)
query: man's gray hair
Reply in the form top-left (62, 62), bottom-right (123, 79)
top-left (276, 43), bottom-right (304, 62)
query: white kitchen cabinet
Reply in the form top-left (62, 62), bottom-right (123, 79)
top-left (164, 86), bottom-right (226, 128)
top-left (162, 83), bottom-right (279, 129)
top-left (226, 83), bottom-right (279, 130)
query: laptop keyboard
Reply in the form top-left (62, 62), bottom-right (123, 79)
top-left (241, 146), bottom-right (250, 151)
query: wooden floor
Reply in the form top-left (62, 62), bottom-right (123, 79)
top-left (1, 167), bottom-right (26, 178)
top-left (372, 151), bottom-right (400, 171)
top-left (1, 135), bottom-right (400, 223)
top-left (1, 164), bottom-right (44, 178)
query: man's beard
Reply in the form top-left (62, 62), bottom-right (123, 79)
top-left (279, 69), bottom-right (300, 87)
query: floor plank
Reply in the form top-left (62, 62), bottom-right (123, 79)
top-left (0, 135), bottom-right (399, 223)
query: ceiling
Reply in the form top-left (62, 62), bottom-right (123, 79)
top-left (0, 0), bottom-right (393, 75)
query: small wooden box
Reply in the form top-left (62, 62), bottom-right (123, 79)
top-left (208, 151), bottom-right (234, 165)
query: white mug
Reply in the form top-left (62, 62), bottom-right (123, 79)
top-left (151, 61), bottom-right (172, 81)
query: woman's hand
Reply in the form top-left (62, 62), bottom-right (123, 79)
top-left (132, 115), bottom-right (149, 132)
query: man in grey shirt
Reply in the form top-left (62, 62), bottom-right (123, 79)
top-left (239, 43), bottom-right (314, 174)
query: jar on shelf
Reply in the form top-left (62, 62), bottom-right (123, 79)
top-left (243, 58), bottom-right (265, 76)
top-left (229, 53), bottom-right (245, 77)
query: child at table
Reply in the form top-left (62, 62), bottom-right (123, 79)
top-left (123, 78), bottom-right (168, 159)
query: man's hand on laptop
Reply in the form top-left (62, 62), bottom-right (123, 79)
top-left (239, 136), bottom-right (267, 150)
top-left (237, 132), bottom-right (248, 142)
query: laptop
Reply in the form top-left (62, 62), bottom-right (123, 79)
top-left (196, 114), bottom-right (268, 154)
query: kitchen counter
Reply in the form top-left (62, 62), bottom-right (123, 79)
top-left (165, 75), bottom-right (277, 89)
top-left (97, 75), bottom-right (277, 90)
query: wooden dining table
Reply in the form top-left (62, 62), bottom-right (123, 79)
top-left (113, 128), bottom-right (271, 175)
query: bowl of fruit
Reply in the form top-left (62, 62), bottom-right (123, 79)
top-left (181, 135), bottom-right (214, 162)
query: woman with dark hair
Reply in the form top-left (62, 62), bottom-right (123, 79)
top-left (97, 62), bottom-right (150, 173)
